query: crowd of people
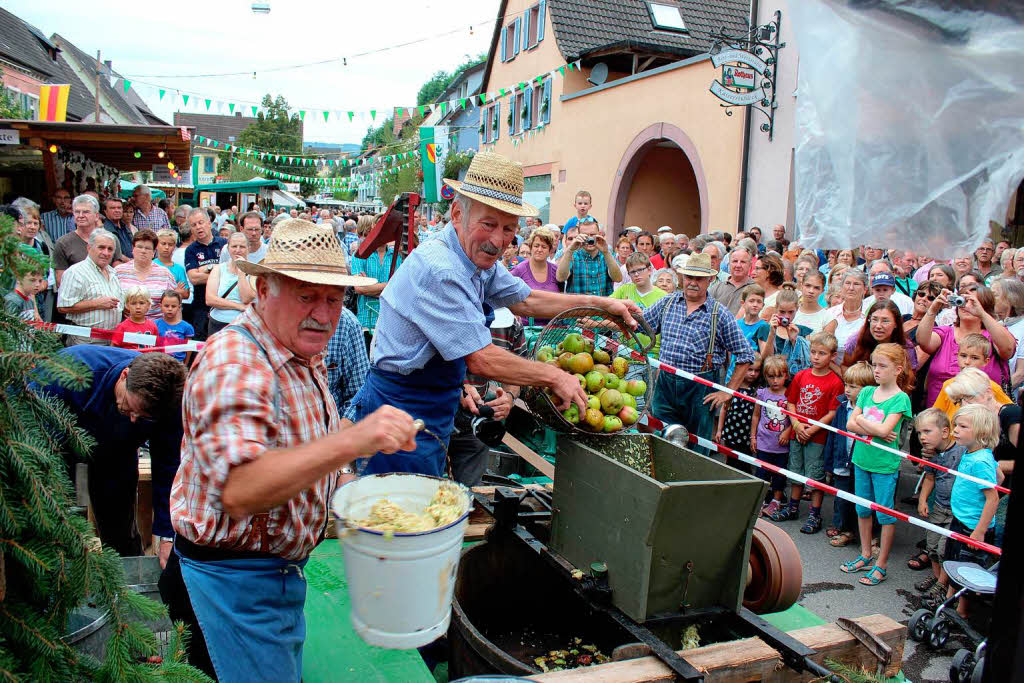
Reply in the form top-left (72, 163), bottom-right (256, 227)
top-left (3, 156), bottom-right (1014, 677)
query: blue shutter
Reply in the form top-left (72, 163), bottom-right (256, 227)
top-left (543, 78), bottom-right (552, 124)
top-left (523, 11), bottom-right (531, 50)
top-left (513, 18), bottom-right (521, 56)
top-left (525, 87), bottom-right (533, 130)
top-left (538, 1), bottom-right (546, 42)
top-left (500, 26), bottom-right (507, 62)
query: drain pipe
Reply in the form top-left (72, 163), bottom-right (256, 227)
top-left (736, 0), bottom-right (760, 233)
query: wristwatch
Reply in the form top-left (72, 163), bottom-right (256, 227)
top-left (341, 465), bottom-right (355, 475)
top-left (156, 536), bottom-right (173, 545)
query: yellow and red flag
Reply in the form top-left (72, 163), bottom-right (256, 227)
top-left (38, 84), bottom-right (71, 122)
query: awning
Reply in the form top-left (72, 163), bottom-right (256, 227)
top-left (119, 180), bottom-right (166, 200)
top-left (271, 189), bottom-right (305, 208)
top-left (193, 178), bottom-right (285, 193)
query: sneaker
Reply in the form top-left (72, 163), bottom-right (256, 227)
top-left (769, 505), bottom-right (797, 522)
top-left (761, 500), bottom-right (781, 518)
top-left (800, 514), bottom-right (823, 534)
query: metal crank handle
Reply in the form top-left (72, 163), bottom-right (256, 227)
top-left (413, 419), bottom-right (426, 432)
top-left (634, 315), bottom-right (656, 353)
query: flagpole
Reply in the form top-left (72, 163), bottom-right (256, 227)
top-left (94, 51), bottom-right (101, 122)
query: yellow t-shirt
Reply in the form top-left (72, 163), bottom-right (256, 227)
top-left (933, 378), bottom-right (1011, 420)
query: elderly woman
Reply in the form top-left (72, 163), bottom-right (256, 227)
top-left (205, 232), bottom-right (256, 336)
top-left (991, 277), bottom-right (1024, 388)
top-left (754, 253), bottom-right (785, 319)
top-left (114, 228), bottom-right (176, 320)
top-left (823, 270), bottom-right (869, 363)
top-left (916, 284), bottom-right (1017, 406)
top-left (654, 268), bottom-right (677, 293)
top-left (999, 248), bottom-right (1017, 281)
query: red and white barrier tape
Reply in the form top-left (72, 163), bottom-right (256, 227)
top-left (639, 413), bottom-right (1002, 557)
top-left (28, 321), bottom-right (205, 354)
top-left (642, 356), bottom-right (1011, 495)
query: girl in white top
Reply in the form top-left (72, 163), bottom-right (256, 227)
top-left (822, 270), bottom-right (868, 363)
top-left (794, 271), bottom-right (832, 333)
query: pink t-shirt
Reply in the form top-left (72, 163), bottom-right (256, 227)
top-left (925, 325), bottom-right (1005, 405)
top-left (114, 261), bottom-right (176, 319)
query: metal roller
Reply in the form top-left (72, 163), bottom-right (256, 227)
top-left (744, 519), bottom-right (803, 614)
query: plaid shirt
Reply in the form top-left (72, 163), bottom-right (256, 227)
top-left (41, 209), bottom-right (74, 243)
top-left (566, 249), bottom-right (613, 296)
top-left (325, 308), bottom-right (370, 415)
top-left (170, 306), bottom-right (340, 560)
top-left (641, 292), bottom-right (754, 373)
top-left (132, 205), bottom-right (171, 231)
top-left (342, 231), bottom-right (360, 256)
top-left (350, 246), bottom-right (402, 330)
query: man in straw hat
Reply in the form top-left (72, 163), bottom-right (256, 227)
top-left (641, 252), bottom-right (756, 445)
top-left (164, 218), bottom-right (421, 681)
top-left (343, 151), bottom-right (640, 477)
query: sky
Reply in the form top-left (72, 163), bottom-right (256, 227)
top-left (8, 0), bottom-right (499, 145)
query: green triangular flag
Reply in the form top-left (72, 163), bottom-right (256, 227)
top-left (299, 110), bottom-right (306, 120)
top-left (229, 103), bottom-right (235, 114)
top-left (158, 89), bottom-right (166, 100)
top-left (370, 110), bottom-right (376, 120)
top-left (499, 88), bottom-right (507, 97)
top-left (123, 80), bottom-right (132, 93)
top-left (418, 105), bottom-right (426, 116)
top-left (323, 111), bottom-right (330, 122)
top-left (182, 94), bottom-right (190, 106)
top-left (347, 111), bottom-right (354, 122)
top-left (558, 66), bottom-right (566, 76)
top-left (252, 106), bottom-right (259, 116)
top-left (205, 99), bottom-right (212, 110)
top-left (479, 94), bottom-right (487, 105)
top-left (518, 81), bottom-right (526, 91)
top-left (460, 98), bottom-right (467, 109)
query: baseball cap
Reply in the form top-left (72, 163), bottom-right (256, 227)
top-left (625, 226), bottom-right (642, 233)
top-left (871, 272), bottom-right (896, 289)
top-left (657, 225), bottom-right (673, 233)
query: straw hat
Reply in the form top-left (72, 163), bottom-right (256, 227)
top-left (235, 218), bottom-right (377, 287)
top-left (676, 253), bottom-right (718, 278)
top-left (443, 151), bottom-right (539, 217)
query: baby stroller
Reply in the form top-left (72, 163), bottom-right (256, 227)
top-left (907, 560), bottom-right (997, 682)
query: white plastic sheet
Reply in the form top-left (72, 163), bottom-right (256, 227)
top-left (790, 1), bottom-right (1024, 256)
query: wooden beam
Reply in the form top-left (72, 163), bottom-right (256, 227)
top-left (532, 614), bottom-right (905, 682)
top-left (501, 432), bottom-right (555, 479)
top-left (637, 56), bottom-right (657, 73)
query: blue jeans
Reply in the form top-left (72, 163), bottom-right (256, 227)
top-left (831, 473), bottom-right (856, 532)
top-left (179, 553), bottom-right (308, 683)
top-left (853, 465), bottom-right (898, 525)
top-left (650, 370), bottom-right (713, 447)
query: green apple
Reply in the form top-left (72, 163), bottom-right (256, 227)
top-left (587, 395), bottom-right (601, 411)
top-left (562, 405), bottom-right (580, 424)
top-left (582, 336), bottom-right (595, 354)
top-left (604, 373), bottom-right (619, 390)
top-left (537, 348), bottom-right (553, 363)
top-left (621, 393), bottom-right (637, 409)
top-left (585, 371), bottom-right (605, 393)
top-left (562, 333), bottom-right (585, 354)
top-left (575, 373), bottom-right (587, 389)
top-left (626, 379), bottom-right (647, 396)
top-left (592, 348), bottom-right (611, 365)
top-left (618, 406), bottom-right (639, 425)
top-left (557, 352), bottom-right (574, 370)
top-left (600, 389), bottom-right (624, 414)
top-left (603, 415), bottom-right (623, 432)
top-left (612, 356), bottom-right (629, 378)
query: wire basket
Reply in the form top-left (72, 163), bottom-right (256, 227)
top-left (523, 307), bottom-right (655, 437)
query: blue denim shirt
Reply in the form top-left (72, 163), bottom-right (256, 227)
top-left (823, 395), bottom-right (852, 474)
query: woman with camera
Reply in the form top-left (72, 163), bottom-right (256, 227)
top-left (915, 284), bottom-right (1017, 406)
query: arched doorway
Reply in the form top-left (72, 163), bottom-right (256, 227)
top-left (607, 123), bottom-right (708, 238)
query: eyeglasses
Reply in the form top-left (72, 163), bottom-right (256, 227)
top-left (915, 291), bottom-right (936, 301)
top-left (627, 267), bottom-right (649, 277)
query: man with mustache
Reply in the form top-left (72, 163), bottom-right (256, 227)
top-left (344, 152), bottom-right (640, 476)
top-left (164, 218), bottom-right (420, 680)
top-left (642, 253), bottom-right (755, 446)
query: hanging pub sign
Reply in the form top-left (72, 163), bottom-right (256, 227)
top-left (722, 65), bottom-right (756, 90)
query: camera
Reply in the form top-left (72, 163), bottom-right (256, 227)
top-left (453, 404), bottom-right (506, 446)
top-left (585, 237), bottom-right (596, 246)
top-left (948, 294), bottom-right (966, 307)
top-left (779, 316), bottom-right (790, 327)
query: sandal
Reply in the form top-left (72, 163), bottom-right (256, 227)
top-left (825, 527), bottom-right (840, 538)
top-left (859, 565), bottom-right (887, 586)
top-left (907, 550), bottom-right (930, 570)
top-left (830, 531), bottom-right (855, 547)
top-left (915, 575), bottom-right (938, 592)
top-left (840, 555), bottom-right (872, 573)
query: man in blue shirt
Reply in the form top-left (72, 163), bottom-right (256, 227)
top-left (344, 152), bottom-right (639, 476)
top-left (184, 208), bottom-right (226, 341)
top-left (32, 346), bottom-right (185, 560)
top-left (642, 253), bottom-right (755, 444)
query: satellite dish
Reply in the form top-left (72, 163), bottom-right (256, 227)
top-left (587, 62), bottom-right (609, 87)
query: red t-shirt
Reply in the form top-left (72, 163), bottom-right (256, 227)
top-left (113, 318), bottom-right (159, 350)
top-left (786, 368), bottom-right (844, 444)
top-left (650, 253), bottom-right (665, 270)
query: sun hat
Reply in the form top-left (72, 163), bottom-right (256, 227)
top-left (235, 218), bottom-right (377, 287)
top-left (871, 272), bottom-right (896, 289)
top-left (676, 253), bottom-right (718, 278)
top-left (443, 151), bottom-right (539, 218)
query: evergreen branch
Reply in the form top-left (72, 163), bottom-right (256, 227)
top-left (0, 539), bottom-right (52, 575)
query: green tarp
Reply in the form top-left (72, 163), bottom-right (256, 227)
top-left (118, 181), bottom-right (165, 200)
top-left (192, 178), bottom-right (285, 193)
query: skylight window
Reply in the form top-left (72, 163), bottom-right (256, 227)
top-left (648, 2), bottom-right (687, 32)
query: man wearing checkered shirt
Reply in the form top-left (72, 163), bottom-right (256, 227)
top-left (555, 217), bottom-right (622, 295)
top-left (130, 184), bottom-right (170, 232)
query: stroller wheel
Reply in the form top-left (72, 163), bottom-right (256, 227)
top-left (908, 608), bottom-right (931, 642)
top-left (927, 615), bottom-right (951, 650)
top-left (970, 656), bottom-right (984, 683)
top-left (950, 648), bottom-right (974, 683)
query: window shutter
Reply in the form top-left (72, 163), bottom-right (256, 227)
top-left (525, 87), bottom-right (533, 130)
top-left (523, 11), bottom-right (531, 50)
top-left (494, 102), bottom-right (500, 141)
top-left (513, 18), bottom-right (521, 56)
top-left (538, 1), bottom-right (546, 42)
top-left (543, 78), bottom-right (552, 124)
top-left (500, 27), bottom-right (507, 62)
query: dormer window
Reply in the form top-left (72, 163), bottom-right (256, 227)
top-left (647, 2), bottom-right (687, 33)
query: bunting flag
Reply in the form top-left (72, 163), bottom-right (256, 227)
top-left (123, 80), bottom-right (132, 93)
top-left (38, 84), bottom-right (71, 122)
top-left (159, 89), bottom-right (166, 100)
top-left (182, 94), bottom-right (190, 106)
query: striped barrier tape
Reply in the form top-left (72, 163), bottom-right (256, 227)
top-left (639, 413), bottom-right (1002, 557)
top-left (27, 321), bottom-right (205, 354)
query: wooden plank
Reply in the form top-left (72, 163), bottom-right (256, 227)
top-left (501, 432), bottom-right (555, 479)
top-left (532, 614), bottom-right (905, 682)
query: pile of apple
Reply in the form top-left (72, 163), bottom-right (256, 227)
top-left (536, 332), bottom-right (647, 433)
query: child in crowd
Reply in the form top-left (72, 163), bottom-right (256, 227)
top-left (753, 355), bottom-right (792, 517)
top-left (612, 252), bottom-right (667, 310)
top-left (824, 361), bottom-right (875, 548)
top-left (113, 287), bottom-right (159, 350)
top-left (714, 356), bottom-right (762, 474)
top-left (840, 343), bottom-right (914, 586)
top-left (562, 190), bottom-right (593, 234)
top-left (942, 404), bottom-right (1001, 616)
top-left (772, 333), bottom-right (844, 531)
top-left (725, 285), bottom-right (769, 382)
top-left (932, 333), bottom-right (1011, 418)
top-left (155, 229), bottom-right (191, 303)
top-left (794, 272), bottom-right (830, 333)
top-left (761, 289), bottom-right (812, 375)
top-left (4, 266), bottom-right (45, 321)
top-left (913, 408), bottom-right (965, 600)
top-left (155, 289), bottom-right (195, 364)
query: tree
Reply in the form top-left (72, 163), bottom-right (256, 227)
top-left (0, 69), bottom-right (30, 119)
top-left (417, 70), bottom-right (453, 106)
top-left (216, 95), bottom-right (316, 194)
top-left (0, 215), bottom-right (209, 682)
